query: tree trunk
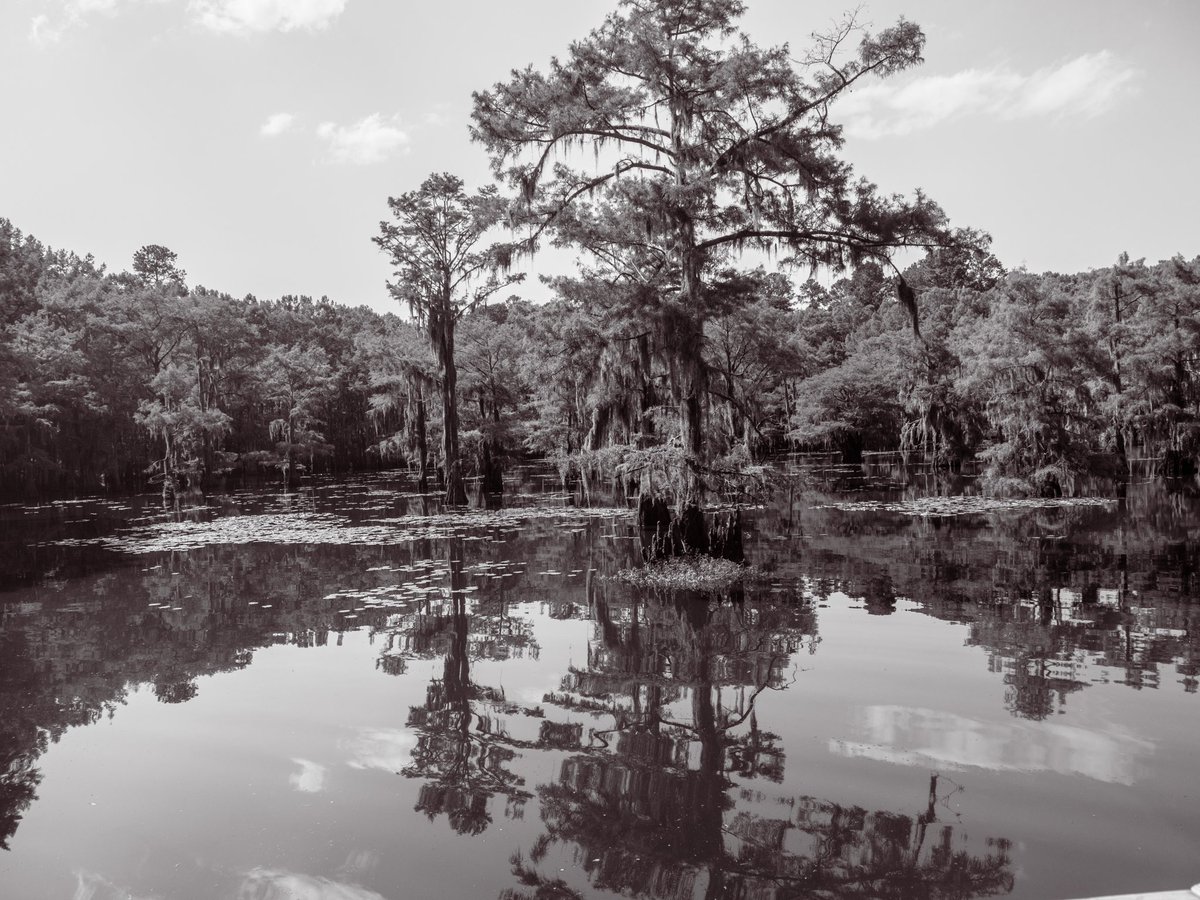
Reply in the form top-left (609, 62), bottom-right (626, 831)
top-left (483, 385), bottom-right (504, 494)
top-left (414, 384), bottom-right (429, 493)
top-left (478, 439), bottom-right (503, 494)
top-left (161, 435), bottom-right (177, 510)
top-left (637, 332), bottom-right (657, 446)
top-left (438, 319), bottom-right (467, 506)
top-left (284, 419), bottom-right (296, 489)
top-left (708, 508), bottom-right (743, 562)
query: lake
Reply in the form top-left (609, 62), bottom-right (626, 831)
top-left (1, 468), bottom-right (1197, 900)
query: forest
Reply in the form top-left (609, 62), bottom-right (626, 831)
top-left (2, 0), bottom-right (1199, 508)
top-left (4, 215), bottom-right (1196, 502)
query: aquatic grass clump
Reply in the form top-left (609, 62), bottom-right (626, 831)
top-left (814, 495), bottom-right (1115, 518)
top-left (614, 556), bottom-right (750, 592)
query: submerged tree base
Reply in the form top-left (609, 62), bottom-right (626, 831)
top-left (638, 496), bottom-right (743, 561)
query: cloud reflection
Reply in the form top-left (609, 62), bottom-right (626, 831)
top-left (73, 871), bottom-right (158, 900)
top-left (831, 705), bottom-right (1153, 785)
top-left (289, 758), bottom-right (327, 793)
top-left (237, 869), bottom-right (387, 900)
top-left (343, 728), bottom-right (415, 773)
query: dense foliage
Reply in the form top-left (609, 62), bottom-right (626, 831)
top-left (4, 212), bottom-right (1197, 501)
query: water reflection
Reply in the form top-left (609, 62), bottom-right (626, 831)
top-left (237, 868), bottom-right (387, 900)
top-left (72, 870), bottom-right (159, 900)
top-left (288, 758), bottom-right (328, 793)
top-left (396, 539), bottom-right (534, 835)
top-left (831, 706), bottom-right (1154, 785)
top-left (753, 487), bottom-right (1200, 713)
top-left (0, 476), bottom-right (1198, 899)
top-left (496, 583), bottom-right (1012, 899)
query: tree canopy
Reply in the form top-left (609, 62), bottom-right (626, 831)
top-left (472, 0), bottom-right (953, 524)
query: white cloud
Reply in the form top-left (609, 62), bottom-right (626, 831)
top-left (838, 51), bottom-right (1139, 139)
top-left (1015, 52), bottom-right (1138, 118)
top-left (31, 0), bottom-right (347, 45)
top-left (189, 0), bottom-right (347, 36)
top-left (29, 14), bottom-right (65, 46)
top-left (288, 758), bottom-right (327, 792)
top-left (260, 112), bottom-right (297, 136)
top-left (72, 0), bottom-right (121, 13)
top-left (28, 0), bottom-right (125, 46)
top-left (316, 115), bottom-right (409, 165)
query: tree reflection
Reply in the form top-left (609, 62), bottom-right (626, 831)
top-left (504, 582), bottom-right (1013, 899)
top-left (387, 539), bottom-right (536, 835)
top-left (754, 489), bottom-right (1200, 715)
top-left (0, 540), bottom-right (439, 849)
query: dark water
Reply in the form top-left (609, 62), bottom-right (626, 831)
top-left (1, 471), bottom-right (1197, 900)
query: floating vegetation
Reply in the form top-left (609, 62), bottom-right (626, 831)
top-left (814, 495), bottom-right (1116, 518)
top-left (51, 505), bottom-right (633, 554)
top-left (614, 556), bottom-right (750, 592)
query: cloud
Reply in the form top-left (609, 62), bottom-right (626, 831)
top-left (29, 14), bottom-right (65, 46)
top-left (288, 758), bottom-right (327, 792)
top-left (316, 115), bottom-right (409, 165)
top-left (837, 51), bottom-right (1139, 139)
top-left (189, 0), bottom-right (347, 36)
top-left (31, 0), bottom-right (347, 44)
top-left (72, 0), bottom-right (122, 12)
top-left (28, 0), bottom-right (125, 46)
top-left (260, 112), bottom-right (297, 136)
top-left (1015, 52), bottom-right (1138, 117)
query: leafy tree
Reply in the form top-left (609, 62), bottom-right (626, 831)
top-left (1114, 255), bottom-right (1200, 471)
top-left (257, 344), bottom-right (336, 488)
top-left (459, 303), bottom-right (531, 493)
top-left (358, 316), bottom-right (439, 489)
top-left (704, 267), bottom-right (803, 456)
top-left (790, 334), bottom-right (908, 460)
top-left (1085, 253), bottom-right (1147, 461)
top-left (374, 173), bottom-right (522, 504)
top-left (473, 0), bottom-right (951, 530)
top-left (952, 273), bottom-right (1096, 494)
top-left (788, 263), bottom-right (910, 459)
top-left (134, 364), bottom-right (232, 505)
top-left (0, 218), bottom-right (47, 323)
top-left (509, 297), bottom-right (603, 457)
top-left (131, 243), bottom-right (187, 292)
top-left (894, 232), bottom-right (1004, 465)
top-left (177, 287), bottom-right (260, 479)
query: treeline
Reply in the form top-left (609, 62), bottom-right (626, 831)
top-left (0, 221), bottom-right (408, 498)
top-left (792, 247), bottom-right (1200, 493)
top-left (2, 214), bottom-right (1197, 500)
top-left (528, 246), bottom-right (1200, 497)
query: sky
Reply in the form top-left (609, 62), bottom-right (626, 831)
top-left (1, 0), bottom-right (1197, 313)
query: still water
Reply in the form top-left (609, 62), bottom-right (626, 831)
top-left (0, 470), bottom-right (1197, 900)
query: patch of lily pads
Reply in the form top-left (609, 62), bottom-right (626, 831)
top-left (53, 505), bottom-right (633, 554)
top-left (814, 495), bottom-right (1116, 518)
